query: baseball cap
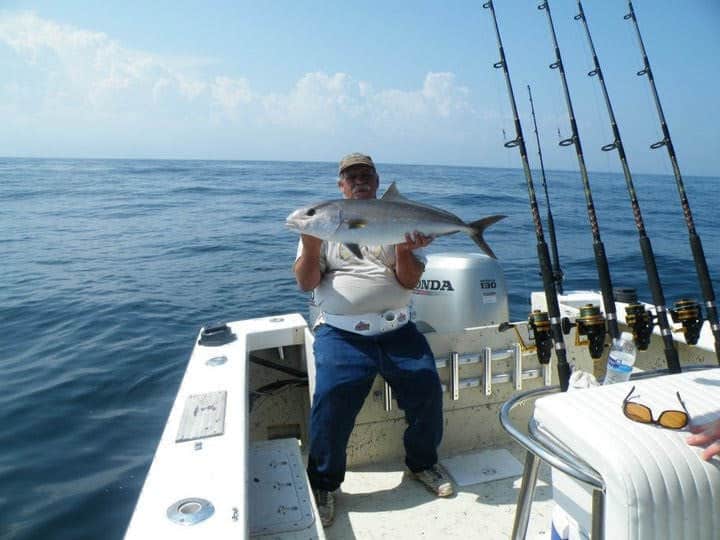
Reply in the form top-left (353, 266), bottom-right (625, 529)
top-left (338, 153), bottom-right (375, 175)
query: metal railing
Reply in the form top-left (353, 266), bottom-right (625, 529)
top-left (499, 365), bottom-right (717, 539)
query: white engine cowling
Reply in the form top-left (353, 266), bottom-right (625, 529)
top-left (411, 252), bottom-right (509, 333)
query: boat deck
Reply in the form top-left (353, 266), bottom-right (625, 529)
top-left (325, 442), bottom-right (553, 540)
top-left (126, 311), bottom-right (719, 539)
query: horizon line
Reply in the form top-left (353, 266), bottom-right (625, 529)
top-left (0, 155), bottom-right (711, 179)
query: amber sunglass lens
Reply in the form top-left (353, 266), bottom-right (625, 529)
top-left (658, 411), bottom-right (688, 429)
top-left (624, 403), bottom-right (652, 423)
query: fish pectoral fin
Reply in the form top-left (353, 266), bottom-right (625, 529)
top-left (347, 219), bottom-right (367, 229)
top-left (344, 243), bottom-right (363, 259)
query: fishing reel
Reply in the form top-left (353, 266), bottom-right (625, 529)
top-left (669, 298), bottom-right (704, 345)
top-left (528, 310), bottom-right (553, 365)
top-left (561, 304), bottom-right (606, 359)
top-left (616, 288), bottom-right (654, 351)
top-left (625, 303), bottom-right (654, 350)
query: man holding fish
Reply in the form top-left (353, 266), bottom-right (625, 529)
top-left (291, 153), bottom-right (484, 527)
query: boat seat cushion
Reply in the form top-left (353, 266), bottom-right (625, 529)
top-left (533, 368), bottom-right (720, 540)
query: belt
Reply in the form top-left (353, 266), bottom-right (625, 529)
top-left (320, 307), bottom-right (410, 336)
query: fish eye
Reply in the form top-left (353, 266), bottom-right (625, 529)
top-left (306, 208), bottom-right (316, 216)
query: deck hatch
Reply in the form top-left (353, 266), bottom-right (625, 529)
top-left (249, 439), bottom-right (315, 535)
top-left (175, 391), bottom-right (227, 443)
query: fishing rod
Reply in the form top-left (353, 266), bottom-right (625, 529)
top-left (574, 0), bottom-right (680, 373)
top-left (625, 1), bottom-right (719, 362)
top-left (483, 0), bottom-right (571, 392)
top-left (527, 85), bottom-right (564, 295)
top-left (537, 0), bottom-right (620, 355)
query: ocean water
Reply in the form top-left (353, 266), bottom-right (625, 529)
top-left (1, 157), bottom-right (718, 539)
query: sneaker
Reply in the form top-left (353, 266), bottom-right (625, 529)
top-left (312, 488), bottom-right (335, 528)
top-left (411, 465), bottom-right (454, 497)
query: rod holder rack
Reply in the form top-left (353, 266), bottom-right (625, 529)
top-left (436, 343), bottom-right (535, 399)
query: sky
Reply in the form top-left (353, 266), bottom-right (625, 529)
top-left (1, 1), bottom-right (718, 176)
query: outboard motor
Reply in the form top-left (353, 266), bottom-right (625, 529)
top-left (412, 252), bottom-right (509, 333)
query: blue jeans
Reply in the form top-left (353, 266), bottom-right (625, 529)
top-left (307, 322), bottom-right (443, 491)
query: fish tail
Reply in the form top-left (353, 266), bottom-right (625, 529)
top-left (468, 215), bottom-right (506, 259)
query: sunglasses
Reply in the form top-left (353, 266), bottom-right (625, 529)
top-left (622, 385), bottom-right (690, 430)
top-left (341, 171), bottom-right (376, 183)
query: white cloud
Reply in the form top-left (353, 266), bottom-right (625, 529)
top-left (211, 76), bottom-right (253, 110)
top-left (0, 10), bottom-right (481, 157)
top-left (262, 72), bottom-right (363, 130)
top-left (422, 72), bottom-right (470, 117)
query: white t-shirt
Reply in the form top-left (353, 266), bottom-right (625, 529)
top-left (296, 240), bottom-right (426, 315)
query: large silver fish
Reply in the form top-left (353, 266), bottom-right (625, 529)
top-left (286, 182), bottom-right (506, 258)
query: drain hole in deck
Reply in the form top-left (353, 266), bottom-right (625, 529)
top-left (179, 502), bottom-right (202, 515)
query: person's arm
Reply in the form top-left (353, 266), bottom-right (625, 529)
top-left (293, 235), bottom-right (324, 291)
top-left (687, 418), bottom-right (720, 461)
top-left (394, 232), bottom-right (433, 289)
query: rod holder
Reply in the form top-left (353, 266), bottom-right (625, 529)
top-left (513, 342), bottom-right (523, 391)
top-left (543, 360), bottom-right (553, 387)
top-left (450, 352), bottom-right (460, 401)
top-left (383, 381), bottom-right (393, 412)
top-left (440, 369), bottom-right (544, 394)
top-left (484, 347), bottom-right (493, 396)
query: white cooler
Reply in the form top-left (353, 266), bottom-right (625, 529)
top-left (533, 368), bottom-right (720, 540)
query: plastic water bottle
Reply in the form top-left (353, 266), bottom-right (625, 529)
top-left (603, 332), bottom-right (636, 385)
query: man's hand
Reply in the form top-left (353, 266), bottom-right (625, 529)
top-left (397, 231), bottom-right (434, 253)
top-left (394, 231), bottom-right (432, 289)
top-left (687, 418), bottom-right (720, 461)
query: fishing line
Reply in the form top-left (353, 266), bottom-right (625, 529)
top-left (553, 113), bottom-right (574, 176)
top-left (528, 84), bottom-right (564, 295)
top-left (534, 70), bottom-right (574, 184)
top-left (620, 9), bottom-right (663, 169)
top-left (537, 0), bottom-right (620, 346)
top-left (543, 53), bottom-right (572, 173)
top-left (480, 9), bottom-right (515, 172)
top-left (499, 107), bottom-right (515, 172)
top-left (625, 1), bottom-right (719, 360)
top-left (575, 0), bottom-right (681, 373)
top-left (483, 0), bottom-right (572, 392)
top-left (569, 5), bottom-right (615, 176)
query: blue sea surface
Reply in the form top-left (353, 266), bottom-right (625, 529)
top-left (1, 157), bottom-right (718, 538)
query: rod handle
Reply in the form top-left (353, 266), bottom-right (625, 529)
top-left (663, 346), bottom-right (681, 375)
top-left (536, 242), bottom-right (570, 391)
top-left (557, 361), bottom-right (571, 392)
top-left (690, 234), bottom-right (717, 305)
top-left (639, 236), bottom-right (665, 307)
